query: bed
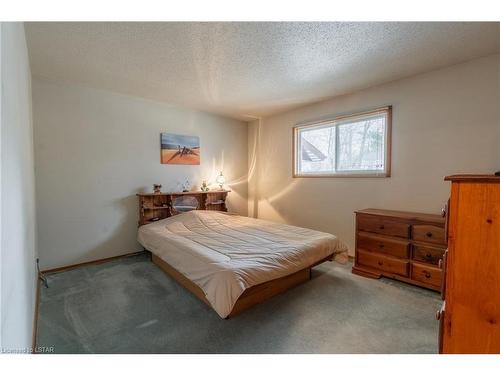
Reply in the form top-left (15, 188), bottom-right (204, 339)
top-left (138, 210), bottom-right (348, 318)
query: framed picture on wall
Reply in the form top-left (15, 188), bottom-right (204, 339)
top-left (160, 133), bottom-right (200, 165)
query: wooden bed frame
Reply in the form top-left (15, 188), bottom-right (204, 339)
top-left (151, 253), bottom-right (333, 318)
top-left (138, 190), bottom-right (334, 318)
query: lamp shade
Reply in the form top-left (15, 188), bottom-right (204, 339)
top-left (216, 172), bottom-right (225, 186)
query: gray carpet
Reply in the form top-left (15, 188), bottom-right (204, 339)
top-left (37, 253), bottom-right (441, 353)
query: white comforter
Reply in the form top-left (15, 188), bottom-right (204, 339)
top-left (137, 210), bottom-right (348, 318)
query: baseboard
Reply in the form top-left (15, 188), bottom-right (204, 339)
top-left (41, 250), bottom-right (146, 274)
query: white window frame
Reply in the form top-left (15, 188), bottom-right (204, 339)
top-left (293, 106), bottom-right (392, 178)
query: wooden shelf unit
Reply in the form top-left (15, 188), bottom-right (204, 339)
top-left (137, 190), bottom-right (230, 226)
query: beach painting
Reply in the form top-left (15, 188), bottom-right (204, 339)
top-left (161, 133), bottom-right (200, 165)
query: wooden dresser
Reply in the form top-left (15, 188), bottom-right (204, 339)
top-left (437, 175), bottom-right (500, 353)
top-left (137, 190), bottom-right (230, 226)
top-left (352, 208), bottom-right (446, 291)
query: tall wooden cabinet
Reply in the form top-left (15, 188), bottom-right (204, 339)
top-left (438, 175), bottom-right (500, 353)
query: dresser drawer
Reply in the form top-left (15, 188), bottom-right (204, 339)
top-left (357, 215), bottom-right (410, 238)
top-left (357, 233), bottom-right (410, 259)
top-left (357, 249), bottom-right (409, 277)
top-left (412, 244), bottom-right (444, 265)
top-left (412, 224), bottom-right (446, 245)
top-left (411, 262), bottom-right (441, 288)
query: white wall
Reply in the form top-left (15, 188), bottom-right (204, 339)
top-left (249, 54), bottom-right (500, 255)
top-left (32, 79), bottom-right (248, 270)
top-left (0, 23), bottom-right (37, 351)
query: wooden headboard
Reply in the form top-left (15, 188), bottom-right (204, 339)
top-left (136, 190), bottom-right (230, 226)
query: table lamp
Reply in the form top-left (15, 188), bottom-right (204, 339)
top-left (216, 172), bottom-right (225, 190)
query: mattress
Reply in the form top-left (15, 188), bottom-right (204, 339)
top-left (137, 210), bottom-right (348, 318)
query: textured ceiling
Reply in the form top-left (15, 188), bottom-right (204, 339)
top-left (26, 22), bottom-right (500, 120)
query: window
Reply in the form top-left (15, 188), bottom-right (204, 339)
top-left (293, 106), bottom-right (391, 177)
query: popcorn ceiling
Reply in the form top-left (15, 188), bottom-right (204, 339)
top-left (26, 22), bottom-right (500, 120)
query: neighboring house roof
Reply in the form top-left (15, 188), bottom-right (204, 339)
top-left (301, 139), bottom-right (327, 162)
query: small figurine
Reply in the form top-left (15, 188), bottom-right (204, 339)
top-left (153, 184), bottom-right (162, 194)
top-left (201, 180), bottom-right (209, 192)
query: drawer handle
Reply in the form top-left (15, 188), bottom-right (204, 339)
top-left (379, 244), bottom-right (385, 248)
top-left (378, 261), bottom-right (383, 266)
top-left (436, 309), bottom-right (442, 320)
top-left (426, 232), bottom-right (433, 238)
top-left (379, 225), bottom-right (385, 230)
top-left (423, 271), bottom-right (431, 279)
top-left (425, 253), bottom-right (433, 259)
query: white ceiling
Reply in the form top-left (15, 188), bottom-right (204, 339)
top-left (26, 22), bottom-right (500, 120)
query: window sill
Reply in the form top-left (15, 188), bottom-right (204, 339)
top-left (293, 172), bottom-right (390, 178)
